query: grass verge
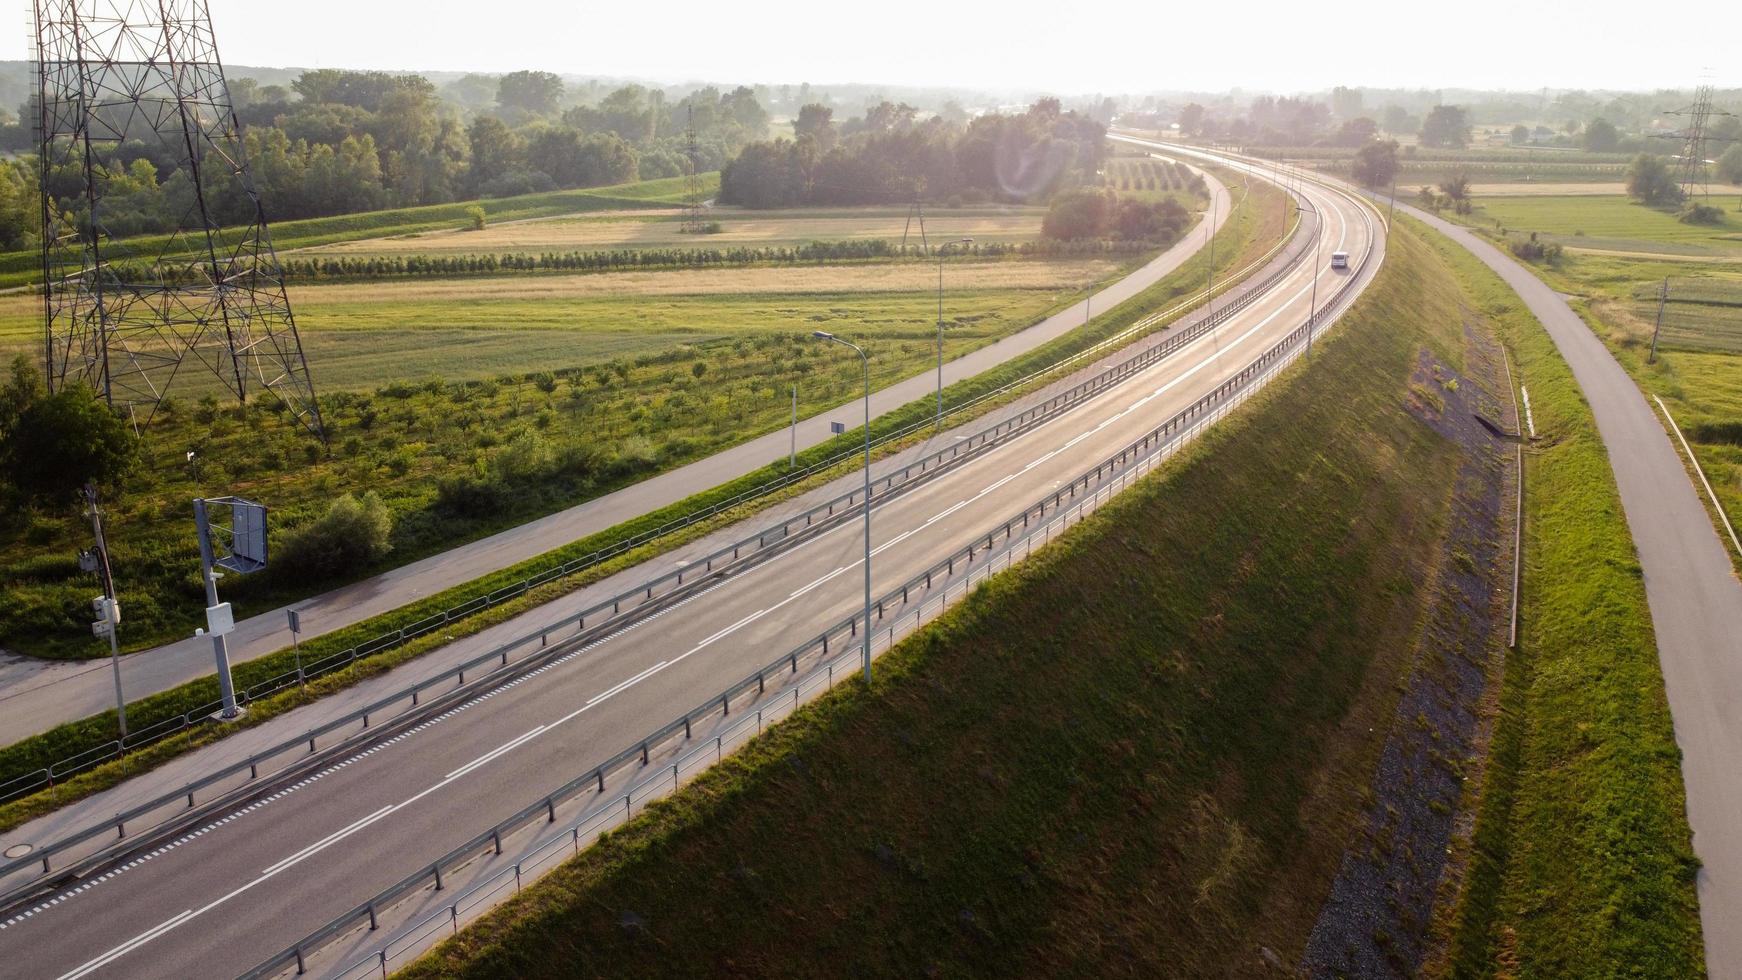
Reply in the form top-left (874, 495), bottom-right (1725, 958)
top-left (397, 218), bottom-right (1486, 978)
top-left (1404, 219), bottom-right (1706, 978)
top-left (0, 172), bottom-right (1285, 831)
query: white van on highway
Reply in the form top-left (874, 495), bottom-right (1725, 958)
top-left (1330, 250), bottom-right (1350, 271)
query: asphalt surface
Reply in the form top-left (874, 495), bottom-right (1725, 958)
top-left (0, 172), bottom-right (1379, 978)
top-left (1397, 202), bottom-right (1742, 980)
top-left (0, 169), bottom-right (1234, 747)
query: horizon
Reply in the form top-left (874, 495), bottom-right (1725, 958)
top-left (6, 0), bottom-right (1738, 98)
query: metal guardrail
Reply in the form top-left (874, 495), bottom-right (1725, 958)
top-left (0, 175), bottom-right (1296, 807)
top-left (244, 179), bottom-right (1380, 980)
top-left (0, 195), bottom-right (1320, 900)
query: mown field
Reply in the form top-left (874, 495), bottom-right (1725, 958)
top-left (1468, 194), bottom-right (1742, 257)
top-left (402, 207), bottom-right (1479, 980)
top-left (293, 205), bottom-right (1052, 259)
top-left (0, 259), bottom-right (1122, 391)
top-left (1250, 145), bottom-right (1636, 187)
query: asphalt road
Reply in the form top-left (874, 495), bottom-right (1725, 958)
top-left (0, 173), bottom-right (1378, 977)
top-left (0, 167), bottom-right (1234, 747)
top-left (1395, 201), bottom-right (1742, 980)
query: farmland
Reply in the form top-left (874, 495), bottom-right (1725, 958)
top-left (1447, 191), bottom-right (1742, 574)
top-left (0, 152), bottom-right (1239, 659)
top-left (293, 204), bottom-right (1051, 259)
top-left (1255, 145), bottom-right (1637, 187)
top-left (0, 258), bottom-right (1123, 391)
top-left (1468, 194), bottom-right (1742, 257)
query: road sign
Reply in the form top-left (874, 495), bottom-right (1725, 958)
top-left (287, 608), bottom-right (300, 634)
top-left (831, 421), bottom-right (846, 435)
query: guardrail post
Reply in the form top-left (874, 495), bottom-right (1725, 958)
top-left (294, 947), bottom-right (305, 975)
top-left (547, 797), bottom-right (557, 822)
top-left (640, 742), bottom-right (649, 765)
top-left (684, 715), bottom-right (692, 738)
top-left (367, 902), bottom-right (378, 930)
top-left (433, 863), bottom-right (444, 891)
top-left (492, 830), bottom-right (502, 855)
top-left (596, 769), bottom-right (605, 792)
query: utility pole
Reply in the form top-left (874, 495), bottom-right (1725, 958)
top-left (82, 484), bottom-right (126, 737)
top-left (1649, 277), bottom-right (1670, 364)
top-left (814, 332), bottom-right (873, 683)
top-left (790, 384), bottom-right (798, 468)
top-left (1205, 186), bottom-right (1218, 314)
top-left (935, 239), bottom-right (973, 431)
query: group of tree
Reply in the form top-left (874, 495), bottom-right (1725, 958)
top-left (0, 69), bottom-right (773, 251)
top-left (0, 354), bottom-right (139, 508)
top-left (1040, 188), bottom-right (1191, 242)
top-left (719, 99), bottom-right (1105, 208)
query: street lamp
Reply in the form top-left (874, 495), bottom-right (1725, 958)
top-left (935, 238), bottom-right (974, 430)
top-left (814, 330), bottom-right (874, 683)
top-left (1295, 195), bottom-right (1323, 352)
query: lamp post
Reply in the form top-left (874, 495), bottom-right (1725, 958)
top-left (1205, 183), bottom-right (1222, 313)
top-left (814, 331), bottom-right (874, 683)
top-left (1295, 195), bottom-right (1324, 352)
top-left (935, 238), bottom-right (974, 430)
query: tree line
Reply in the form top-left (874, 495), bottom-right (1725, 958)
top-left (0, 70), bottom-right (771, 252)
top-left (719, 99), bottom-right (1106, 208)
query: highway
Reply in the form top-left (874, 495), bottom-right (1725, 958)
top-left (0, 164), bottom-right (1380, 978)
top-left (0, 167), bottom-right (1235, 747)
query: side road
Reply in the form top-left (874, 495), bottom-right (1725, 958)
top-left (1404, 202), bottom-right (1742, 979)
top-left (0, 172), bottom-right (1233, 745)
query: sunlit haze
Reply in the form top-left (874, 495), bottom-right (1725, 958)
top-left (12, 0), bottom-right (1737, 94)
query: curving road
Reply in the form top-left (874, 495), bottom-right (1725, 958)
top-left (0, 166), bottom-right (1382, 977)
top-left (0, 167), bottom-right (1235, 747)
top-left (1392, 199), bottom-right (1742, 980)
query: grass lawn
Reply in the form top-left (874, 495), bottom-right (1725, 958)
top-left (402, 203), bottom-right (1480, 980)
top-left (1468, 194), bottom-right (1742, 257)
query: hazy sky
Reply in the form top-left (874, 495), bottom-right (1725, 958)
top-left (15, 0), bottom-right (1739, 95)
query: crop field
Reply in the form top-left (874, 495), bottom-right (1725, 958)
top-left (1469, 194), bottom-right (1742, 256)
top-left (1253, 146), bottom-right (1636, 186)
top-left (1097, 155), bottom-right (1202, 196)
top-left (0, 258), bottom-right (1120, 390)
top-left (294, 205), bottom-right (1050, 259)
top-left (0, 173), bottom-right (716, 290)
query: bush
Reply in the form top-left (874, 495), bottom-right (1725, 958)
top-left (1, 385), bottom-right (138, 504)
top-left (1042, 187), bottom-right (1117, 240)
top-left (1676, 201), bottom-right (1724, 225)
top-left (274, 492), bottom-right (394, 583)
top-left (435, 473), bottom-right (505, 518)
top-left (466, 205), bottom-right (487, 231)
top-left (1508, 232), bottom-right (1563, 264)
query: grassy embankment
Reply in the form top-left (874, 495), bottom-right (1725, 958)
top-left (1456, 193), bottom-right (1742, 572)
top-left (0, 172), bottom-right (1278, 831)
top-left (1402, 220), bottom-right (1705, 977)
top-left (398, 218), bottom-right (1497, 978)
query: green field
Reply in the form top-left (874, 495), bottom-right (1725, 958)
top-left (1469, 194), bottom-right (1742, 257)
top-left (292, 204), bottom-right (1055, 260)
top-left (402, 209), bottom-right (1485, 980)
top-left (0, 258), bottom-right (1121, 391)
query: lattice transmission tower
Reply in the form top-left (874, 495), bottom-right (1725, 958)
top-left (1655, 85), bottom-right (1738, 202)
top-left (33, 0), bottom-right (325, 438)
top-left (682, 105), bottom-right (706, 233)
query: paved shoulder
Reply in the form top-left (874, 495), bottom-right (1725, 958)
top-left (1403, 203), bottom-right (1742, 978)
